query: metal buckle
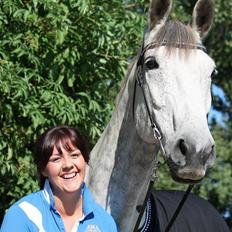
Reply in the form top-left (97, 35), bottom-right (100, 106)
top-left (152, 124), bottom-right (162, 141)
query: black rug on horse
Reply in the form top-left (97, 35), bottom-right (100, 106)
top-left (139, 190), bottom-right (230, 232)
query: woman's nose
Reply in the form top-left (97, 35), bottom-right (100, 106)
top-left (62, 156), bottom-right (74, 169)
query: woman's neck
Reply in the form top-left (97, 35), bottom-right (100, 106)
top-left (54, 190), bottom-right (83, 217)
top-left (54, 191), bottom-right (83, 232)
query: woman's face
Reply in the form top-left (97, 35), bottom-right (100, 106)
top-left (42, 141), bottom-right (86, 196)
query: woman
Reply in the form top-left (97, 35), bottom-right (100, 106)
top-left (1, 125), bottom-right (118, 232)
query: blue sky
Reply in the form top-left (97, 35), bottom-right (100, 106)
top-left (208, 84), bottom-right (228, 126)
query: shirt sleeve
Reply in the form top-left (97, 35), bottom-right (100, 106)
top-left (0, 205), bottom-right (31, 232)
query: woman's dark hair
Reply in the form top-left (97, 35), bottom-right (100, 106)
top-left (33, 125), bottom-right (89, 188)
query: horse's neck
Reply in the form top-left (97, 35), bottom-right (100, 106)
top-left (85, 64), bottom-right (159, 231)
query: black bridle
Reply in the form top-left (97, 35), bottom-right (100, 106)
top-left (133, 40), bottom-right (206, 232)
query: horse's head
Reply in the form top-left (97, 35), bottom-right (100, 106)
top-left (134, 0), bottom-right (216, 183)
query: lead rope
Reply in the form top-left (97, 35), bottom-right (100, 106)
top-left (164, 184), bottom-right (194, 232)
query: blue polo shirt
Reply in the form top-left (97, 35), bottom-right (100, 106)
top-left (1, 180), bottom-right (118, 232)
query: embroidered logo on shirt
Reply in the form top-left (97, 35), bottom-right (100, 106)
top-left (84, 224), bottom-right (101, 232)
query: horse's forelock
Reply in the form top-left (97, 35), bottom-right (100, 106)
top-left (150, 20), bottom-right (200, 55)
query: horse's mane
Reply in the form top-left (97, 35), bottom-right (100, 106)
top-left (116, 20), bottom-right (200, 106)
top-left (115, 59), bottom-right (136, 106)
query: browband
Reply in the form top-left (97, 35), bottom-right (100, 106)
top-left (137, 41), bottom-right (206, 67)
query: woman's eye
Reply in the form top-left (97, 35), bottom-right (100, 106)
top-left (145, 57), bottom-right (159, 70)
top-left (71, 153), bottom-right (80, 158)
top-left (49, 157), bottom-right (61, 163)
top-left (211, 68), bottom-right (218, 78)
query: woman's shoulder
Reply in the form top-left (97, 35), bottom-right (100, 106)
top-left (14, 190), bottom-right (43, 204)
top-left (4, 190), bottom-right (44, 216)
top-left (1, 190), bottom-right (45, 231)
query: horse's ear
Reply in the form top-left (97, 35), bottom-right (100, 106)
top-left (191, 0), bottom-right (214, 39)
top-left (149, 0), bottom-right (172, 30)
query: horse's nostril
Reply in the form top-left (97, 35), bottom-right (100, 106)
top-left (179, 139), bottom-right (188, 156)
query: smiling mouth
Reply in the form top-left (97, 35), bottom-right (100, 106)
top-left (62, 172), bottom-right (77, 179)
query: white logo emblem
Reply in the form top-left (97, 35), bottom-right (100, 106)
top-left (85, 224), bottom-right (101, 232)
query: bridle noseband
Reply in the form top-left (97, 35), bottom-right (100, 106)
top-left (133, 40), bottom-right (206, 232)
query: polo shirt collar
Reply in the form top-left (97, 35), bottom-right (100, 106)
top-left (42, 179), bottom-right (55, 209)
top-left (42, 179), bottom-right (96, 217)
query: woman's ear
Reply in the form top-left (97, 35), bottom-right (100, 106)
top-left (191, 0), bottom-right (214, 39)
top-left (42, 169), bottom-right (48, 177)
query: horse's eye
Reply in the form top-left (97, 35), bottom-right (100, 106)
top-left (211, 68), bottom-right (218, 78)
top-left (145, 57), bottom-right (159, 70)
